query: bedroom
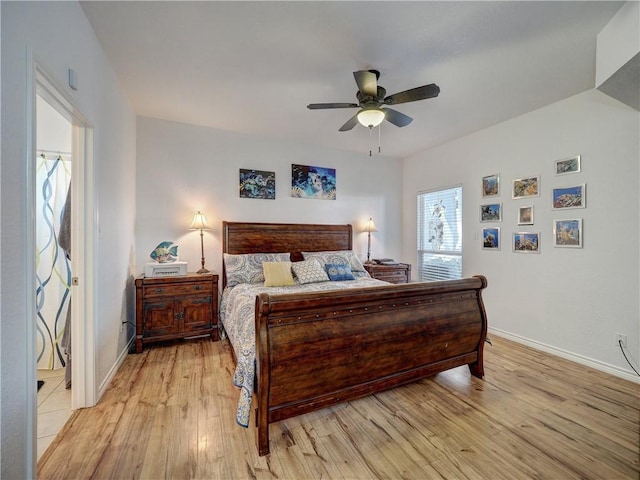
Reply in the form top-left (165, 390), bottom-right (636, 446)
top-left (1, 1), bottom-right (638, 478)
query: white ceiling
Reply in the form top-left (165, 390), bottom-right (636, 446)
top-left (80, 1), bottom-right (624, 158)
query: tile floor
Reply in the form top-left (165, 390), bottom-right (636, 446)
top-left (37, 369), bottom-right (72, 460)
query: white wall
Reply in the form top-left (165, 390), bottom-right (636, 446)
top-left (1, 2), bottom-right (136, 477)
top-left (596, 1), bottom-right (639, 87)
top-left (136, 117), bottom-right (404, 277)
top-left (37, 95), bottom-right (72, 152)
top-left (403, 89), bottom-right (639, 379)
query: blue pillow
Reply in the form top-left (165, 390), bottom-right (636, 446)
top-left (325, 263), bottom-right (355, 281)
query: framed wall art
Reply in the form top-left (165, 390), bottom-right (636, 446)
top-left (482, 227), bottom-right (500, 250)
top-left (553, 219), bottom-right (583, 248)
top-left (552, 184), bottom-right (585, 209)
top-left (518, 206), bottom-right (534, 225)
top-left (513, 232), bottom-right (540, 253)
top-left (291, 164), bottom-right (336, 200)
top-left (239, 169), bottom-right (276, 199)
top-left (554, 155), bottom-right (581, 175)
top-left (480, 203), bottom-right (502, 222)
top-left (512, 175), bottom-right (540, 199)
top-left (482, 174), bottom-right (500, 198)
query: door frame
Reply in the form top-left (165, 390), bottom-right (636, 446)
top-left (28, 60), bottom-right (97, 413)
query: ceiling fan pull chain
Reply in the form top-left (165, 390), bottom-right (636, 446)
top-left (369, 125), bottom-right (373, 156)
top-left (378, 123), bottom-right (382, 154)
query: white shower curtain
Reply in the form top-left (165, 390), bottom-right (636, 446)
top-left (36, 154), bottom-right (72, 370)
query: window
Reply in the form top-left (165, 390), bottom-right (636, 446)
top-left (417, 185), bottom-right (463, 281)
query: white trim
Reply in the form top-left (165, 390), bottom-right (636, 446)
top-left (489, 327), bottom-right (640, 384)
top-left (25, 46), bottom-right (38, 480)
top-left (71, 125), bottom-right (97, 409)
top-left (98, 337), bottom-right (135, 398)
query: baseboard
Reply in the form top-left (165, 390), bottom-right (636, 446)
top-left (489, 327), bottom-right (640, 384)
top-left (98, 336), bottom-right (135, 398)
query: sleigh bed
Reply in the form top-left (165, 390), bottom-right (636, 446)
top-left (220, 221), bottom-right (488, 456)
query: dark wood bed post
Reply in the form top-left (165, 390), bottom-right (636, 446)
top-left (469, 274), bottom-right (489, 378)
top-left (254, 293), bottom-right (271, 456)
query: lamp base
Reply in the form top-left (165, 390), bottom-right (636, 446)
top-left (197, 267), bottom-right (210, 274)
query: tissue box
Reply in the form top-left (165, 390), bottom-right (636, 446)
top-left (145, 261), bottom-right (188, 277)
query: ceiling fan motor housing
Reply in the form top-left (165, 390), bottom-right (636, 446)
top-left (356, 86), bottom-right (386, 104)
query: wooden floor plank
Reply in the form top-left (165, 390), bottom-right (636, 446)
top-left (38, 335), bottom-right (640, 479)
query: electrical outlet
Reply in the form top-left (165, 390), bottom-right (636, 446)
top-left (615, 333), bottom-right (627, 348)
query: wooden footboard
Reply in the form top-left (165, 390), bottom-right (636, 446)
top-left (254, 275), bottom-right (488, 456)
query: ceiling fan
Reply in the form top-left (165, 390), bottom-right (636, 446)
top-left (307, 70), bottom-right (440, 131)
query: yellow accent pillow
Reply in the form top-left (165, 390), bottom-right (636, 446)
top-left (263, 262), bottom-right (295, 287)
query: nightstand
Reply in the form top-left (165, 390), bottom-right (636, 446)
top-left (134, 272), bottom-right (218, 353)
top-left (364, 263), bottom-right (411, 284)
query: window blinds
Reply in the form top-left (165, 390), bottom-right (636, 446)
top-left (417, 185), bottom-right (463, 281)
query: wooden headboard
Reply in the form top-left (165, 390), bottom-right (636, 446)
top-left (221, 221), bottom-right (353, 288)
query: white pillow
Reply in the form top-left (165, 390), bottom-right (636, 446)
top-left (291, 258), bottom-right (330, 284)
top-left (224, 252), bottom-right (290, 286)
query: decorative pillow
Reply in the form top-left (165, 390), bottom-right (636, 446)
top-left (223, 252), bottom-right (290, 286)
top-left (263, 262), bottom-right (295, 287)
top-left (302, 250), bottom-right (366, 273)
top-left (291, 258), bottom-right (330, 284)
top-left (352, 270), bottom-right (372, 279)
top-left (325, 263), bottom-right (356, 281)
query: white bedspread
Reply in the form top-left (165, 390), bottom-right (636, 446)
top-left (219, 276), bottom-right (386, 427)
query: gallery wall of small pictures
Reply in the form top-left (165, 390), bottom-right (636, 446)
top-left (481, 154), bottom-right (584, 253)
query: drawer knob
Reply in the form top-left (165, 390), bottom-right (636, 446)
top-left (154, 288), bottom-right (164, 293)
top-left (194, 285), bottom-right (202, 290)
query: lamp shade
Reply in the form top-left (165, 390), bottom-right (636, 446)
top-left (366, 217), bottom-right (378, 233)
top-left (357, 109), bottom-right (385, 128)
top-left (189, 211), bottom-right (210, 230)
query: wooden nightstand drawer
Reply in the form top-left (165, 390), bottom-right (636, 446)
top-left (143, 281), bottom-right (212, 298)
top-left (369, 269), bottom-right (406, 280)
top-left (364, 263), bottom-right (411, 284)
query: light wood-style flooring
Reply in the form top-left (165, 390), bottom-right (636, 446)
top-left (38, 335), bottom-right (639, 479)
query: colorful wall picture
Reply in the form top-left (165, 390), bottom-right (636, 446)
top-left (512, 175), bottom-right (540, 199)
top-left (291, 164), bottom-right (336, 200)
top-left (553, 219), bottom-right (583, 248)
top-left (555, 155), bottom-right (581, 175)
top-left (480, 203), bottom-right (502, 222)
top-left (239, 169), bottom-right (275, 199)
top-left (482, 227), bottom-right (500, 250)
top-left (482, 174), bottom-right (500, 197)
top-left (552, 184), bottom-right (585, 209)
top-left (513, 232), bottom-right (540, 253)
top-left (518, 206), bottom-right (534, 225)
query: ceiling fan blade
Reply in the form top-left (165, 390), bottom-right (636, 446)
top-left (384, 83), bottom-right (440, 105)
top-left (307, 102), bottom-right (359, 110)
top-left (353, 70), bottom-right (378, 97)
top-left (384, 108), bottom-right (413, 128)
top-left (338, 113), bottom-right (359, 132)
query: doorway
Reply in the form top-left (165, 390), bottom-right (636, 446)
top-left (35, 94), bottom-right (73, 458)
top-left (31, 64), bottom-right (97, 462)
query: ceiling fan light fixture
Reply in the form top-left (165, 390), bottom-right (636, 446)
top-left (357, 108), bottom-right (385, 128)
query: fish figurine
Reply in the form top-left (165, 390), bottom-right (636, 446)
top-left (150, 241), bottom-right (178, 263)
